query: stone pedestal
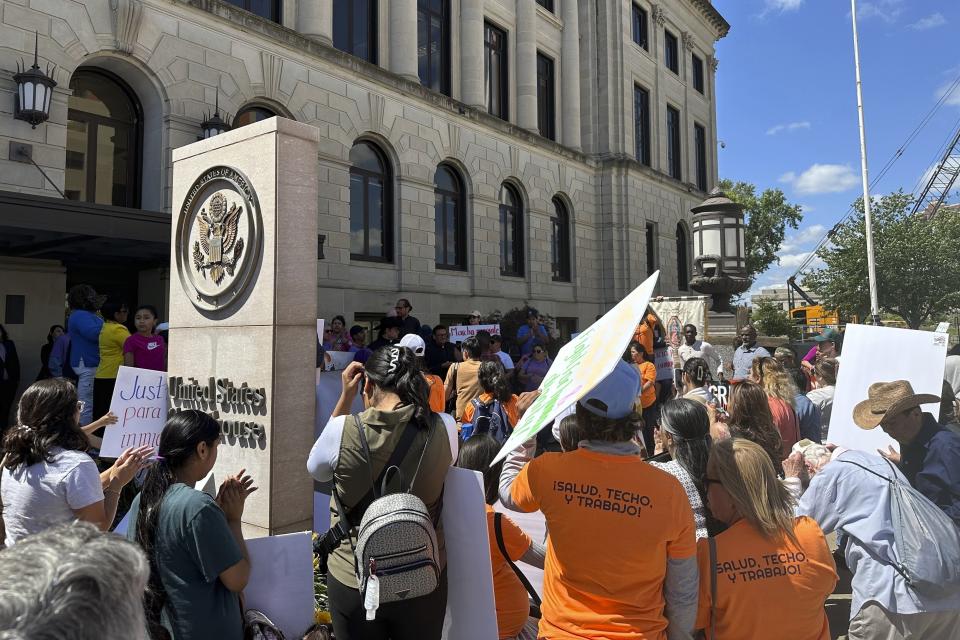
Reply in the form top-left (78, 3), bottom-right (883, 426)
top-left (169, 117), bottom-right (320, 537)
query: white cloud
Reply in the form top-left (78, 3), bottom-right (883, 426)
top-left (799, 203), bottom-right (816, 213)
top-left (856, 0), bottom-right (903, 23)
top-left (777, 252), bottom-right (813, 269)
top-left (909, 13), bottom-right (946, 30)
top-left (780, 224), bottom-right (827, 252)
top-left (766, 121), bottom-right (811, 136)
top-left (936, 71), bottom-right (960, 107)
top-left (765, 0), bottom-right (803, 11)
top-left (779, 164), bottom-right (860, 195)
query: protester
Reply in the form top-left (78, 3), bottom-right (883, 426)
top-left (324, 315), bottom-right (353, 351)
top-left (467, 310), bottom-right (483, 326)
top-left (1, 378), bottom-right (151, 545)
top-left (853, 380), bottom-right (960, 526)
top-left (556, 413), bottom-right (585, 452)
top-left (0, 323), bottom-right (20, 433)
top-left (784, 366), bottom-right (822, 443)
top-left (750, 357), bottom-right (801, 456)
top-left (729, 324), bottom-right (770, 380)
top-left (626, 340), bottom-right (658, 453)
top-left (348, 325), bottom-right (372, 363)
top-left (680, 357), bottom-right (715, 405)
top-left (127, 410), bottom-right (255, 640)
top-left (695, 438), bottom-right (837, 639)
top-left (651, 399), bottom-right (712, 539)
top-left (425, 324), bottom-right (458, 378)
top-left (516, 309), bottom-right (548, 358)
top-left (308, 349), bottom-right (456, 640)
top-left (93, 300), bottom-right (130, 421)
top-left (368, 316), bottom-right (402, 351)
top-left (490, 334), bottom-right (514, 371)
top-left (499, 360), bottom-right (698, 639)
top-left (393, 298), bottom-right (421, 337)
top-left (399, 333), bottom-right (445, 414)
top-left (123, 305), bottom-right (166, 371)
top-left (457, 434), bottom-right (545, 640)
top-left (801, 327), bottom-right (841, 373)
top-left (677, 324), bottom-right (723, 376)
top-left (66, 284), bottom-right (103, 425)
top-left (807, 358), bottom-right (837, 441)
top-left (35, 324), bottom-right (64, 380)
top-left (726, 381), bottom-right (785, 475)
top-left (0, 522), bottom-right (149, 639)
top-left (632, 308), bottom-right (659, 358)
top-left (445, 336), bottom-right (485, 422)
top-left (518, 344), bottom-right (552, 393)
top-left (48, 329), bottom-right (74, 380)
top-left (461, 361), bottom-right (519, 443)
top-left (793, 447), bottom-right (960, 637)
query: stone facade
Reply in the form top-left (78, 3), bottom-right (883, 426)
top-left (0, 0), bottom-right (729, 337)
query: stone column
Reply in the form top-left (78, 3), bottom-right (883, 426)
top-left (561, 0), bottom-right (582, 150)
top-left (297, 0), bottom-right (332, 46)
top-left (516, 0), bottom-right (538, 131)
top-left (460, 0), bottom-right (486, 110)
top-left (390, 0), bottom-right (419, 82)
top-left (169, 117), bottom-right (320, 536)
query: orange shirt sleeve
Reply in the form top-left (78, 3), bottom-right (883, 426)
top-left (505, 395), bottom-right (520, 427)
top-left (510, 456), bottom-right (542, 512)
top-left (427, 375), bottom-right (446, 414)
top-left (695, 538), bottom-right (713, 632)
top-left (497, 512), bottom-right (532, 561)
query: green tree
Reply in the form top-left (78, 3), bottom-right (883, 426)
top-left (718, 179), bottom-right (804, 282)
top-left (751, 300), bottom-right (797, 338)
top-left (804, 190), bottom-right (960, 329)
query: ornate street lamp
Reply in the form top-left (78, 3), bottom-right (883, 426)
top-left (201, 93), bottom-right (231, 139)
top-left (689, 187), bottom-right (750, 313)
top-left (13, 32), bottom-right (57, 129)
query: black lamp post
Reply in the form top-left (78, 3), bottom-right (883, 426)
top-left (13, 32), bottom-right (57, 129)
top-left (201, 93), bottom-right (231, 139)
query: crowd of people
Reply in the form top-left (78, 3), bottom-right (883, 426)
top-left (1, 297), bottom-right (960, 640)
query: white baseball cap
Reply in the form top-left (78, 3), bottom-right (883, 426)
top-left (398, 333), bottom-right (426, 356)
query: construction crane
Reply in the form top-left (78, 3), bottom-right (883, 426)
top-left (910, 125), bottom-right (960, 218)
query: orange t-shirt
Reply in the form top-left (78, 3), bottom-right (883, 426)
top-left (633, 314), bottom-right (658, 357)
top-left (638, 361), bottom-right (657, 409)
top-left (485, 505), bottom-right (533, 639)
top-left (425, 373), bottom-right (445, 414)
top-left (461, 392), bottom-right (520, 427)
top-left (695, 517), bottom-right (837, 640)
top-left (510, 448), bottom-right (696, 639)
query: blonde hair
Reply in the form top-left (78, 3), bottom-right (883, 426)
top-left (752, 357), bottom-right (798, 408)
top-left (708, 438), bottom-right (799, 545)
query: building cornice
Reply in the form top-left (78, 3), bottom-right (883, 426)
top-left (685, 0), bottom-right (730, 40)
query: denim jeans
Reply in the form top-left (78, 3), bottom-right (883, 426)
top-left (74, 362), bottom-right (96, 426)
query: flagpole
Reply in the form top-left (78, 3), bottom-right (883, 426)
top-left (850, 0), bottom-right (882, 325)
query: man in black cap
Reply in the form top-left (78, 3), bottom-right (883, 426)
top-left (368, 316), bottom-right (403, 352)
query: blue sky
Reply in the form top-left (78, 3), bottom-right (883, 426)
top-left (713, 0), bottom-right (960, 298)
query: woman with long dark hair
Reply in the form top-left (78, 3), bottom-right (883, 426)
top-left (461, 361), bottom-right (520, 442)
top-left (727, 381), bottom-right (785, 475)
top-left (651, 399), bottom-right (712, 539)
top-left (126, 410), bottom-right (255, 640)
top-left (35, 324), bottom-right (64, 381)
top-left (1, 378), bottom-right (150, 545)
top-left (308, 346), bottom-right (458, 640)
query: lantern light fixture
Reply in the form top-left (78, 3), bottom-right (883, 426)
top-left (13, 32), bottom-right (57, 129)
top-left (201, 93), bottom-right (231, 139)
top-left (688, 187), bottom-right (750, 313)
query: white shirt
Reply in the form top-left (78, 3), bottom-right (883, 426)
top-left (1, 447), bottom-right (103, 546)
top-left (494, 350), bottom-right (514, 370)
top-left (677, 339), bottom-right (722, 375)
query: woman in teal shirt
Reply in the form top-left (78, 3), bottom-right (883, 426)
top-left (127, 410), bottom-right (256, 639)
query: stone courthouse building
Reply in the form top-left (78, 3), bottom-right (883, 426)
top-left (0, 0), bottom-right (728, 381)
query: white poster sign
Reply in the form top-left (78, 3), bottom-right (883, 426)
top-left (100, 366), bottom-right (168, 458)
top-left (244, 532), bottom-right (315, 638)
top-left (449, 324), bottom-right (501, 343)
top-left (493, 272), bottom-right (659, 463)
top-left (441, 467), bottom-right (498, 640)
top-left (827, 324), bottom-right (947, 452)
top-left (316, 319), bottom-right (324, 344)
top-left (654, 346), bottom-right (675, 381)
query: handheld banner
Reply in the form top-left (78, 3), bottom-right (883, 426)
top-left (493, 272), bottom-right (659, 463)
top-left (100, 366), bottom-right (168, 458)
top-left (449, 324), bottom-right (501, 343)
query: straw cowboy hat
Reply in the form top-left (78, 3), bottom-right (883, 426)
top-left (853, 380), bottom-right (940, 430)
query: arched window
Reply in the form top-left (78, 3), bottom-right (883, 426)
top-left (551, 197), bottom-right (571, 282)
top-left (65, 69), bottom-right (141, 207)
top-left (350, 141), bottom-right (392, 261)
top-left (434, 165), bottom-right (465, 270)
top-left (333, 0), bottom-right (378, 63)
top-left (233, 104), bottom-right (277, 128)
top-left (499, 183), bottom-right (523, 277)
top-left (676, 222), bottom-right (689, 290)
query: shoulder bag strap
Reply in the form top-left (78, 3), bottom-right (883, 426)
top-left (708, 536), bottom-right (718, 640)
top-left (838, 459), bottom-right (895, 483)
top-left (494, 512), bottom-right (542, 608)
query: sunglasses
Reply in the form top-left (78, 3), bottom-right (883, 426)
top-left (533, 349), bottom-right (544, 354)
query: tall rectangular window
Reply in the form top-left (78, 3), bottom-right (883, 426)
top-left (418, 0), bottom-right (450, 95)
top-left (645, 223), bottom-right (657, 276)
top-left (536, 52), bottom-right (556, 141)
top-left (692, 53), bottom-right (705, 94)
top-left (695, 123), bottom-right (708, 191)
top-left (536, 0), bottom-right (554, 11)
top-left (667, 106), bottom-right (682, 180)
top-left (632, 4), bottom-right (648, 50)
top-left (333, 0), bottom-right (378, 64)
top-left (634, 85), bottom-right (651, 166)
top-left (664, 30), bottom-right (679, 74)
top-left (484, 22), bottom-right (508, 120)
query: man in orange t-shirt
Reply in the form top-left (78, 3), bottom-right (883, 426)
top-left (500, 360), bottom-right (698, 640)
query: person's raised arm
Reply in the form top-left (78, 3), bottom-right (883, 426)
top-left (332, 362), bottom-right (364, 418)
